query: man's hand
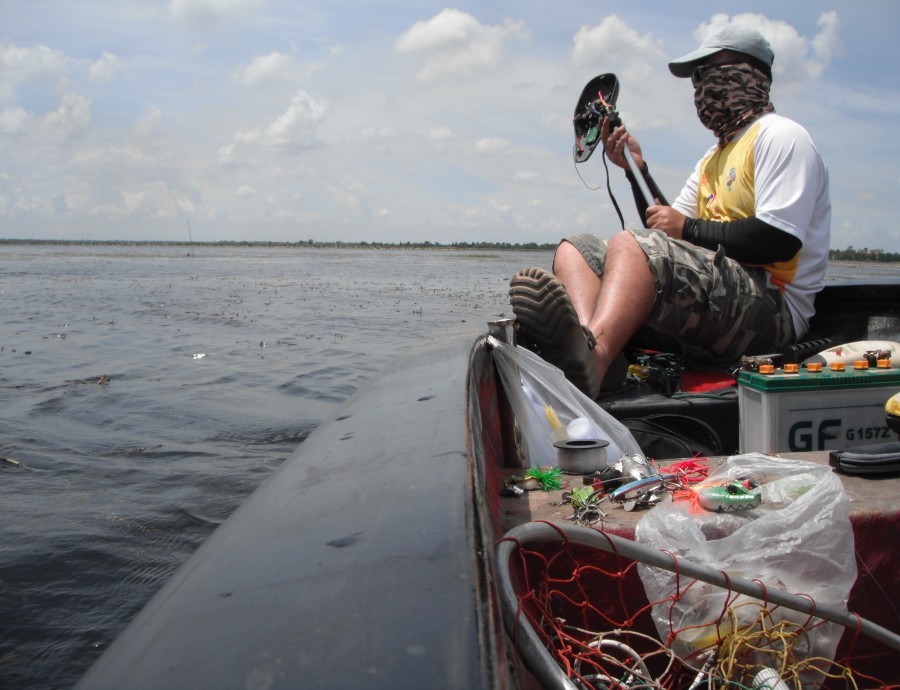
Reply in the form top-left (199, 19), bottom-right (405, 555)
top-left (646, 203), bottom-right (687, 239)
top-left (601, 119), bottom-right (643, 171)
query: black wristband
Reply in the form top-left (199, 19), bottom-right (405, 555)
top-left (683, 217), bottom-right (698, 243)
top-left (625, 161), bottom-right (649, 181)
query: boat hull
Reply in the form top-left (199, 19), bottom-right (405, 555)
top-left (76, 334), bottom-right (506, 689)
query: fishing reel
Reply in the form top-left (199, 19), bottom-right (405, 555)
top-left (573, 73), bottom-right (621, 163)
top-left (572, 72), bottom-right (655, 214)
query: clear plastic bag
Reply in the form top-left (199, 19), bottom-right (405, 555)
top-left (635, 453), bottom-right (857, 672)
top-left (489, 337), bottom-right (642, 467)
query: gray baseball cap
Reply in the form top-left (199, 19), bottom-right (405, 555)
top-left (668, 24), bottom-right (774, 77)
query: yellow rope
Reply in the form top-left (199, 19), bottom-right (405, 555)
top-left (711, 603), bottom-right (856, 689)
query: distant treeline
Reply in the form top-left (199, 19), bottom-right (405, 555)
top-left (0, 238), bottom-right (558, 251)
top-left (1, 238), bottom-right (898, 259)
top-left (828, 246), bottom-right (900, 262)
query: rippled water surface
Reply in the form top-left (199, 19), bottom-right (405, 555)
top-left (0, 244), bottom-right (551, 689)
top-left (0, 245), bottom-right (894, 688)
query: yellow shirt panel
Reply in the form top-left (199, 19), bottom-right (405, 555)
top-left (695, 121), bottom-right (799, 287)
top-left (696, 122), bottom-right (759, 222)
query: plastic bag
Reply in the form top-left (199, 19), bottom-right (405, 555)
top-left (489, 337), bottom-right (642, 467)
top-left (635, 453), bottom-right (857, 673)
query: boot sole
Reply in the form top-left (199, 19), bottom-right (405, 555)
top-left (509, 267), bottom-right (602, 399)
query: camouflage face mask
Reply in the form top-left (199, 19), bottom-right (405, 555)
top-left (693, 63), bottom-right (774, 146)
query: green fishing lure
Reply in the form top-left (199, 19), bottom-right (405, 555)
top-left (524, 466), bottom-right (564, 492)
top-left (698, 480), bottom-right (761, 513)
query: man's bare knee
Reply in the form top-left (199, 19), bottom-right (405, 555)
top-left (552, 239), bottom-right (586, 273)
top-left (607, 230), bottom-right (652, 264)
top-left (607, 230), bottom-right (639, 252)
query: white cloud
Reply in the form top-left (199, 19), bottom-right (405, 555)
top-left (349, 125), bottom-right (400, 144)
top-left (11, 190), bottom-right (54, 215)
top-left (427, 127), bottom-right (453, 141)
top-left (89, 51), bottom-right (121, 83)
top-left (0, 106), bottom-right (30, 134)
top-left (0, 43), bottom-right (68, 85)
top-left (571, 15), bottom-right (665, 78)
top-left (395, 8), bottom-right (529, 82)
top-left (330, 175), bottom-right (374, 211)
top-left (341, 176), bottom-right (372, 196)
top-left (133, 107), bottom-right (162, 138)
top-left (42, 92), bottom-right (91, 138)
top-left (474, 137), bottom-right (509, 154)
top-left (693, 12), bottom-right (839, 82)
top-left (89, 180), bottom-right (197, 221)
top-left (217, 143), bottom-right (236, 164)
top-left (263, 91), bottom-right (325, 146)
top-left (234, 52), bottom-right (291, 86)
top-left (169, 0), bottom-right (263, 27)
top-left (513, 170), bottom-right (540, 181)
top-left (812, 12), bottom-right (842, 65)
top-left (234, 90), bottom-right (326, 149)
top-left (71, 145), bottom-right (145, 167)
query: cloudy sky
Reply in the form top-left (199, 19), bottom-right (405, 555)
top-left (2, 1), bottom-right (899, 250)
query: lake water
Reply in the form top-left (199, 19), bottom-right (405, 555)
top-left (0, 244), bottom-right (895, 688)
top-left (0, 244), bottom-right (547, 689)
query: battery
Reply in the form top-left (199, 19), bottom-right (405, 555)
top-left (738, 365), bottom-right (900, 453)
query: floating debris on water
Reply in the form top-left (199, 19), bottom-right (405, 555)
top-left (123, 444), bottom-right (163, 457)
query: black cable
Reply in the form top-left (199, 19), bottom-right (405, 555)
top-left (602, 149), bottom-right (627, 230)
top-left (573, 145), bottom-right (627, 231)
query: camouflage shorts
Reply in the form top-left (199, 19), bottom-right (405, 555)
top-left (562, 230), bottom-right (795, 364)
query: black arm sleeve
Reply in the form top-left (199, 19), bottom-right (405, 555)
top-left (625, 162), bottom-right (668, 226)
top-left (682, 215), bottom-right (802, 264)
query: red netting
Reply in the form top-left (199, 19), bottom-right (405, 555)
top-left (497, 522), bottom-right (900, 689)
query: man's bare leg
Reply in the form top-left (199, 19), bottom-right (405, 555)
top-left (554, 232), bottom-right (656, 385)
top-left (553, 240), bottom-right (602, 324)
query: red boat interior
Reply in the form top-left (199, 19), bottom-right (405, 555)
top-left (468, 337), bottom-right (900, 687)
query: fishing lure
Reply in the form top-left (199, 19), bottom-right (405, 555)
top-left (697, 480), bottom-right (761, 513)
top-left (523, 466), bottom-right (564, 491)
top-left (610, 475), bottom-right (666, 503)
top-left (568, 485), bottom-right (597, 512)
top-left (564, 485), bottom-right (606, 524)
top-left (502, 466), bottom-right (565, 495)
top-left (608, 474), bottom-right (678, 511)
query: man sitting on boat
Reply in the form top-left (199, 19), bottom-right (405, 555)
top-left (510, 24), bottom-right (831, 400)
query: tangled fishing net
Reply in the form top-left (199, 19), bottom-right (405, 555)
top-left (496, 522), bottom-right (899, 689)
top-left (496, 456), bottom-right (899, 688)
